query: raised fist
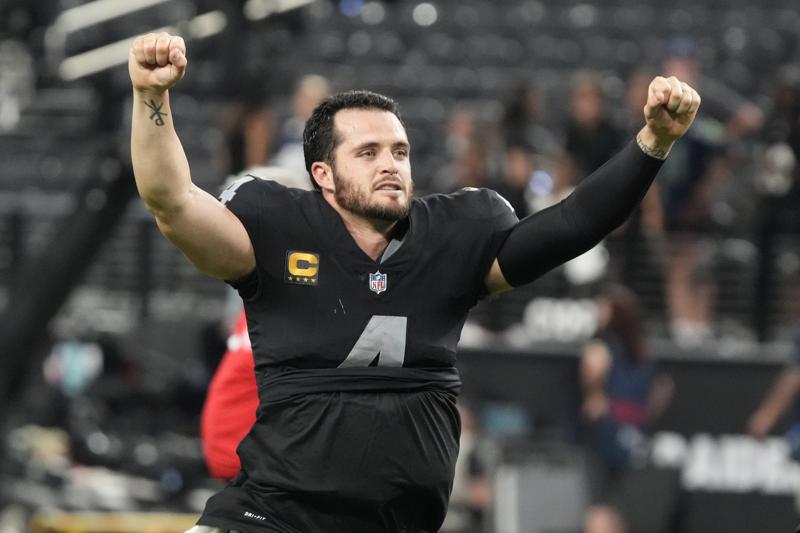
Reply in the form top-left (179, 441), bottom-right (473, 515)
top-left (643, 76), bottom-right (701, 143)
top-left (128, 32), bottom-right (187, 94)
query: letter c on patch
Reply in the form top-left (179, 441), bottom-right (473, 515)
top-left (288, 252), bottom-right (319, 277)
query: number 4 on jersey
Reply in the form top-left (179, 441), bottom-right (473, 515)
top-left (338, 315), bottom-right (407, 368)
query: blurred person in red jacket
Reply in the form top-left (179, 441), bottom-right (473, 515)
top-left (201, 310), bottom-right (257, 480)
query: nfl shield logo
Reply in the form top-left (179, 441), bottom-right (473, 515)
top-left (369, 271), bottom-right (388, 294)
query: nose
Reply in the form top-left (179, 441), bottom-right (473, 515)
top-left (379, 149), bottom-right (399, 174)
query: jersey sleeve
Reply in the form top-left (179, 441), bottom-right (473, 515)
top-left (218, 176), bottom-right (294, 298)
top-left (219, 175), bottom-right (261, 231)
top-left (497, 140), bottom-right (663, 287)
top-left (437, 187), bottom-right (519, 303)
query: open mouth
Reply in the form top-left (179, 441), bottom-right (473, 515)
top-left (374, 182), bottom-right (403, 192)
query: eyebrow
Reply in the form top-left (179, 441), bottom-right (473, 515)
top-left (352, 141), bottom-right (411, 153)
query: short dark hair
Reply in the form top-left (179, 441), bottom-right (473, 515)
top-left (303, 90), bottom-right (403, 190)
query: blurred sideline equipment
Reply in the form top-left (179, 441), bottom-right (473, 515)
top-left (29, 511), bottom-right (199, 533)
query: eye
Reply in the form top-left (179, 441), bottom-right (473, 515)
top-left (394, 148), bottom-right (409, 158)
top-left (360, 149), bottom-right (376, 157)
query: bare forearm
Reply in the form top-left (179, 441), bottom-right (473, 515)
top-left (126, 32), bottom-right (255, 280)
top-left (757, 371), bottom-right (800, 423)
top-left (131, 90), bottom-right (193, 215)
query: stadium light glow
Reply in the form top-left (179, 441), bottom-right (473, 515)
top-left (244, 0), bottom-right (317, 21)
top-left (361, 2), bottom-right (386, 25)
top-left (412, 3), bottom-right (438, 27)
top-left (58, 11), bottom-right (228, 81)
top-left (54, 0), bottom-right (174, 34)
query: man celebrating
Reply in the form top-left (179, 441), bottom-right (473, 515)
top-left (129, 32), bottom-right (699, 533)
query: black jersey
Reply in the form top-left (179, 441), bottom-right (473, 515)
top-left (198, 178), bottom-right (517, 533)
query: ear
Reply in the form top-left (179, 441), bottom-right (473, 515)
top-left (310, 161), bottom-right (334, 192)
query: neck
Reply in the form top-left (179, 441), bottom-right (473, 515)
top-left (327, 196), bottom-right (398, 261)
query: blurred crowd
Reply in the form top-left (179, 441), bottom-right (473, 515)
top-left (219, 35), bottom-right (800, 352)
top-left (1, 0), bottom-right (799, 346)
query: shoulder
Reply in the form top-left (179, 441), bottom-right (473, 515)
top-left (416, 187), bottom-right (517, 221)
top-left (220, 174), bottom-right (315, 209)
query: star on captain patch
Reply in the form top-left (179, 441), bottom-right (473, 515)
top-left (368, 271), bottom-right (387, 294)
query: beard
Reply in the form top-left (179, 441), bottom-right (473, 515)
top-left (332, 166), bottom-right (412, 222)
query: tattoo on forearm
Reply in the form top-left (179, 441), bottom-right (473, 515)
top-left (636, 134), bottom-right (670, 160)
top-left (144, 99), bottom-right (167, 126)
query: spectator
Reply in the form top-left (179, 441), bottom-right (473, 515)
top-left (270, 74), bottom-right (332, 176)
top-left (501, 81), bottom-right (560, 156)
top-left (563, 71), bottom-right (625, 185)
top-left (433, 121), bottom-right (495, 193)
top-left (660, 35), bottom-right (763, 141)
top-left (657, 36), bottom-right (754, 347)
top-left (754, 68), bottom-right (800, 339)
top-left (432, 109), bottom-right (490, 192)
top-left (216, 1), bottom-right (278, 176)
top-left (493, 143), bottom-right (535, 219)
top-left (747, 331), bottom-right (800, 459)
top-left (581, 284), bottom-right (674, 533)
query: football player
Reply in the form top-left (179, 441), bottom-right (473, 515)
top-left (129, 32), bottom-right (700, 533)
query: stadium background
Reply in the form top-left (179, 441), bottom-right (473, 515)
top-left (1, 0), bottom-right (800, 531)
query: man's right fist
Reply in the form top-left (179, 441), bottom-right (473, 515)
top-left (129, 32), bottom-right (187, 94)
